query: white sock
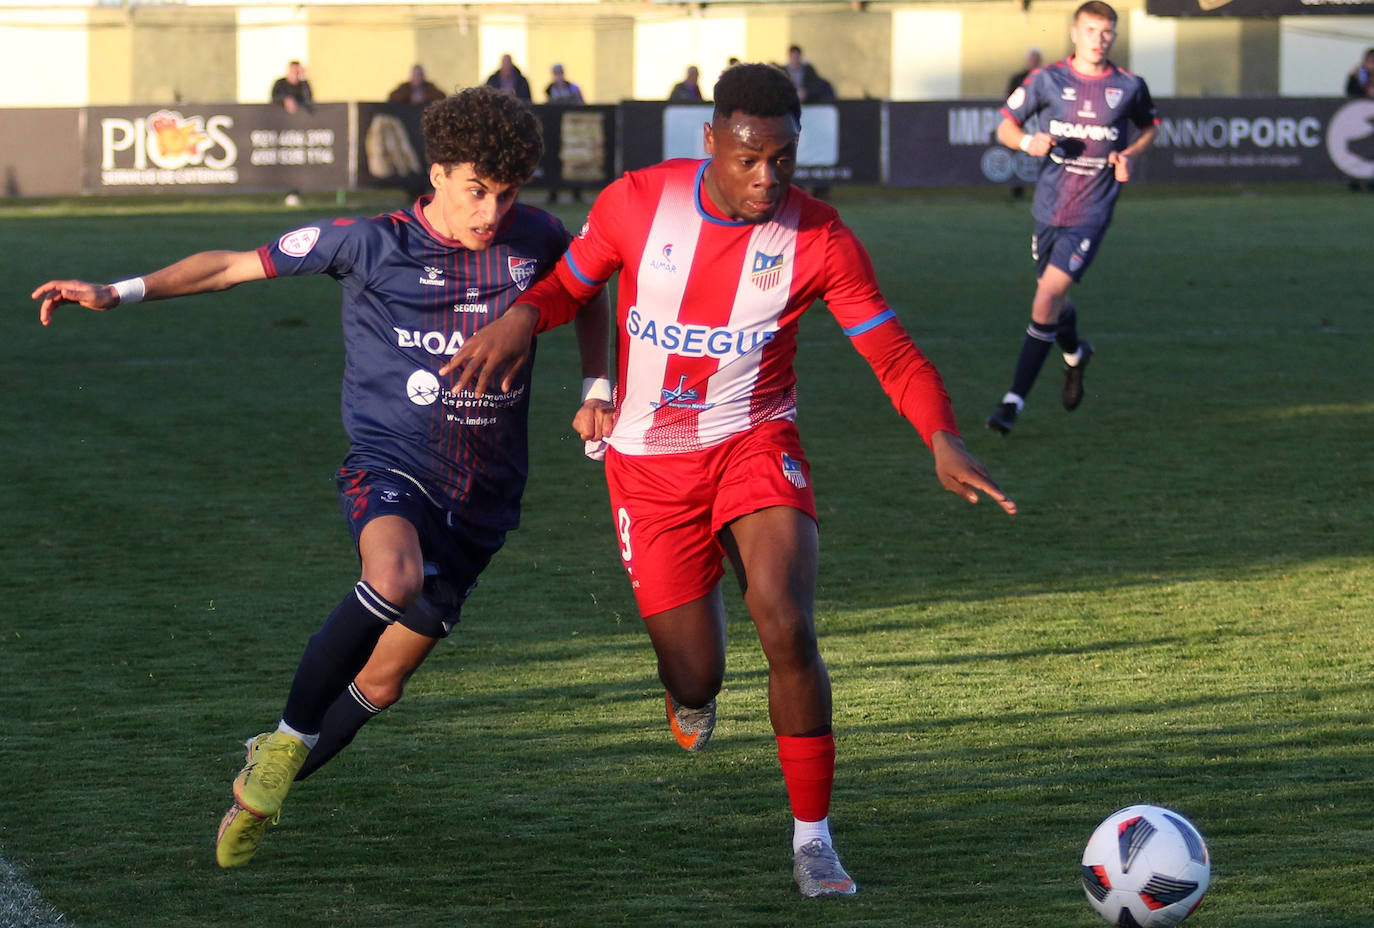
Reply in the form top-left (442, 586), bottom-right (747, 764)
top-left (277, 720), bottom-right (320, 750)
top-left (1064, 348), bottom-right (1083, 367)
top-left (1000, 392), bottom-right (1025, 411)
top-left (793, 816), bottom-right (833, 853)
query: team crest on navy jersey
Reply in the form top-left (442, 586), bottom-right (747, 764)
top-left (780, 453), bottom-right (807, 489)
top-left (1105, 87), bottom-right (1123, 110)
top-left (508, 256), bottom-right (538, 291)
top-left (751, 251), bottom-right (784, 290)
top-left (278, 227), bottom-right (319, 257)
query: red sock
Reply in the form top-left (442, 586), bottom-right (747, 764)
top-left (776, 732), bottom-right (836, 822)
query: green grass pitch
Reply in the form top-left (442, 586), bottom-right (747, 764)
top-left (1, 184), bottom-right (1370, 927)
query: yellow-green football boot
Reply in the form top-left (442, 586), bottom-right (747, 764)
top-left (215, 802), bottom-right (275, 868)
top-left (232, 730), bottom-right (309, 819)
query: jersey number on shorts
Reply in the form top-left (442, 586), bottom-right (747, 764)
top-left (617, 507), bottom-right (633, 562)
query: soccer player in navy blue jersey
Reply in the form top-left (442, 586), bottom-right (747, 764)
top-left (32, 87), bottom-right (609, 868)
top-left (986, 0), bottom-right (1158, 435)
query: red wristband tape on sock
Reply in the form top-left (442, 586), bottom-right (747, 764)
top-left (776, 732), bottom-right (836, 823)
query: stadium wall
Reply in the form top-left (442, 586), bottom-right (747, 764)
top-left (1, 0), bottom-right (1370, 110)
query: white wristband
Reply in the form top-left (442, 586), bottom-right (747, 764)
top-left (111, 277), bottom-right (146, 305)
top-left (581, 377), bottom-right (612, 403)
top-left (1018, 134), bottom-right (1033, 153)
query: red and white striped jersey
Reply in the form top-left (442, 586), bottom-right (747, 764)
top-left (526, 158), bottom-right (958, 455)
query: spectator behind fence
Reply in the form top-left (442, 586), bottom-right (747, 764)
top-left (544, 63), bottom-right (586, 205)
top-left (271, 60), bottom-right (314, 115)
top-left (780, 49), bottom-right (835, 199)
top-left (1007, 47), bottom-right (1044, 96)
top-left (668, 66), bottom-right (704, 102)
top-left (272, 60), bottom-right (313, 206)
top-left (1344, 49), bottom-right (1374, 190)
top-left (1345, 48), bottom-right (1374, 98)
top-left (545, 63), bottom-right (584, 104)
top-left (783, 46), bottom-right (832, 103)
top-left (486, 54), bottom-right (532, 102)
top-left (388, 64), bottom-right (446, 105)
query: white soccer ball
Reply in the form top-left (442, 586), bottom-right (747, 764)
top-left (1081, 804), bottom-right (1210, 928)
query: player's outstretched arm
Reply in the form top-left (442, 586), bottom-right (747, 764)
top-left (439, 303), bottom-right (540, 396)
top-left (33, 250), bottom-right (266, 326)
top-left (930, 430), bottom-right (1017, 516)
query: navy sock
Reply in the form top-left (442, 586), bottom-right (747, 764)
top-left (295, 682), bottom-right (385, 781)
top-left (1056, 304), bottom-right (1080, 355)
top-left (1010, 320), bottom-right (1058, 399)
top-left (281, 581), bottom-right (401, 735)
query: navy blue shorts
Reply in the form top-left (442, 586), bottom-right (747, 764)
top-left (336, 467), bottom-right (506, 639)
top-left (1032, 219), bottom-right (1110, 283)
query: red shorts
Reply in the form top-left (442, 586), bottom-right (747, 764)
top-left (604, 419), bottom-right (818, 617)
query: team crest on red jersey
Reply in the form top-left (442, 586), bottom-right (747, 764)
top-left (508, 256), bottom-right (539, 291)
top-left (780, 453), bottom-right (807, 489)
top-left (751, 251), bottom-right (784, 290)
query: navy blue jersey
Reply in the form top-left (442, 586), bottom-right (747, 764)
top-left (1003, 58), bottom-right (1157, 227)
top-left (259, 199), bottom-right (571, 530)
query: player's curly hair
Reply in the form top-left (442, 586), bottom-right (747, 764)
top-left (421, 86), bottom-right (543, 185)
top-left (712, 63), bottom-right (801, 124)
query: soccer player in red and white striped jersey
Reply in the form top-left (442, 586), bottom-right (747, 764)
top-left (445, 63), bottom-right (1016, 896)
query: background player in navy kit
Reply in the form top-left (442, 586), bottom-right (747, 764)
top-left (986, 1), bottom-right (1157, 435)
top-left (31, 86), bottom-right (608, 868)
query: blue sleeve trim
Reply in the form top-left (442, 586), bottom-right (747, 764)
top-left (565, 251), bottom-right (607, 288)
top-left (842, 308), bottom-right (896, 337)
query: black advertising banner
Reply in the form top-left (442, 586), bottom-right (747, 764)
top-left (1148, 98), bottom-right (1365, 182)
top-left (620, 101), bottom-right (668, 172)
top-left (620, 100), bottom-right (881, 184)
top-left (84, 104), bottom-right (349, 195)
top-left (23, 96), bottom-right (1373, 199)
top-left (888, 98), bottom-right (1372, 186)
top-left (1147, 0), bottom-right (1374, 15)
top-left (889, 100), bottom-right (1043, 187)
